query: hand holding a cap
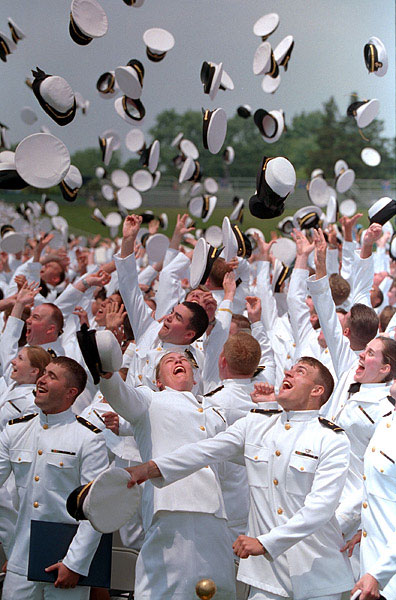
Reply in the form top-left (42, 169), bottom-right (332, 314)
top-left (121, 214), bottom-right (142, 258)
top-left (251, 382), bottom-right (276, 404)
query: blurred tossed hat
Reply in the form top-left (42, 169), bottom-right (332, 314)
top-left (115, 59), bottom-right (144, 100)
top-left (293, 205), bottom-right (322, 230)
top-left (334, 160), bottom-right (354, 194)
top-left (200, 61), bottom-right (223, 101)
top-left (42, 197), bottom-right (59, 217)
top-left (143, 28), bottom-right (175, 62)
top-left (20, 107), bottom-right (38, 125)
top-left (0, 225), bottom-right (26, 254)
top-left (180, 139), bottom-right (199, 160)
top-left (99, 134), bottom-right (117, 166)
top-left (139, 140), bottom-right (160, 173)
top-left (188, 195), bottom-right (216, 223)
top-left (8, 18), bottom-right (25, 44)
top-left (249, 156), bottom-right (296, 219)
top-left (261, 73), bottom-right (281, 94)
top-left (77, 326), bottom-right (123, 385)
top-left (254, 108), bottom-right (284, 143)
top-left (125, 128), bottom-right (145, 153)
top-left (114, 96), bottom-right (145, 124)
top-left (0, 31), bottom-right (16, 62)
top-left (32, 67), bottom-right (76, 126)
top-left (179, 158), bottom-right (201, 184)
top-left (0, 162), bottom-right (27, 190)
top-left (271, 237), bottom-right (296, 267)
top-left (274, 35), bottom-right (294, 71)
top-left (229, 197), bottom-right (244, 222)
top-left (237, 105), bottom-right (251, 119)
top-left (308, 176), bottom-right (329, 208)
top-left (101, 184), bottom-right (114, 201)
top-left (67, 467), bottom-right (140, 533)
top-left (361, 147), bottom-right (381, 167)
top-left (203, 108), bottom-right (227, 154)
top-left (218, 65), bottom-right (234, 91)
top-left (311, 168), bottom-right (324, 179)
top-left (222, 216), bottom-right (252, 261)
top-left (15, 133), bottom-right (70, 189)
top-left (363, 36), bottom-right (387, 77)
top-left (96, 71), bottom-right (117, 99)
top-left (91, 207), bottom-right (106, 226)
top-left (253, 12), bottom-right (280, 40)
top-left (272, 258), bottom-right (291, 293)
top-left (278, 216), bottom-right (294, 235)
top-left (132, 169), bottom-right (153, 192)
top-left (190, 238), bottom-right (223, 288)
top-left (69, 0), bottom-right (108, 45)
top-left (111, 169), bottom-right (130, 189)
top-left (339, 199), bottom-right (357, 218)
top-left (253, 42), bottom-right (278, 77)
top-left (205, 225), bottom-right (222, 247)
top-left (223, 146), bottom-right (234, 164)
top-left (347, 98), bottom-right (380, 128)
top-left (59, 165), bottom-right (83, 201)
top-left (146, 233), bottom-right (169, 262)
top-left (203, 177), bottom-right (218, 194)
top-left (368, 197), bottom-right (396, 226)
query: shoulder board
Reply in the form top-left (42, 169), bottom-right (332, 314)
top-left (204, 385), bottom-right (224, 397)
top-left (387, 395), bottom-right (395, 407)
top-left (382, 411), bottom-right (392, 418)
top-left (250, 408), bottom-right (282, 415)
top-left (76, 416), bottom-right (102, 434)
top-left (8, 413), bottom-right (38, 426)
top-left (252, 365), bottom-right (266, 378)
top-left (212, 407), bottom-right (226, 423)
top-left (318, 417), bottom-right (344, 433)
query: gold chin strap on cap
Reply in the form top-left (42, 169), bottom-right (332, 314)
top-left (202, 195), bottom-right (210, 219)
top-left (60, 180), bottom-right (79, 199)
top-left (69, 13), bottom-right (92, 44)
top-left (233, 224), bottom-right (246, 257)
top-left (147, 47), bottom-right (165, 61)
top-left (299, 212), bottom-right (317, 228)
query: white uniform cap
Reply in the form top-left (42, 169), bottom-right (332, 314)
top-left (146, 233), bottom-right (169, 262)
top-left (361, 147), bottom-right (381, 167)
top-left (253, 13), bottom-right (280, 38)
top-left (117, 186), bottom-right (142, 211)
top-left (111, 169), bottom-right (130, 189)
top-left (132, 169), bottom-right (153, 192)
top-left (125, 128), bottom-right (145, 153)
top-left (261, 73), bottom-right (281, 94)
top-left (266, 157), bottom-right (296, 198)
top-left (339, 199), bottom-right (357, 217)
top-left (15, 133), bottom-right (70, 189)
top-left (101, 184), bottom-right (115, 201)
top-left (180, 139), bottom-right (199, 160)
top-left (203, 108), bottom-right (227, 155)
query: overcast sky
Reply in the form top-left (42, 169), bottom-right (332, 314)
top-left (1, 0), bottom-right (394, 159)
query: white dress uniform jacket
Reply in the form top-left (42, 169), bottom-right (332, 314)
top-left (0, 408), bottom-right (109, 577)
top-left (0, 383), bottom-right (36, 430)
top-left (360, 408), bottom-right (396, 598)
top-left (153, 408), bottom-right (355, 600)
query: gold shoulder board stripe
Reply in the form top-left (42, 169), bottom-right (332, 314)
top-left (8, 412), bottom-right (38, 425)
top-left (76, 415), bottom-right (101, 433)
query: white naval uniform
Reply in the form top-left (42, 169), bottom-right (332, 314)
top-left (321, 376), bottom-right (394, 536)
top-left (0, 408), bottom-right (109, 599)
top-left (153, 409), bottom-right (355, 600)
top-left (360, 408), bottom-right (396, 599)
top-left (204, 379), bottom-right (256, 540)
top-left (100, 374), bottom-right (236, 599)
top-left (115, 251), bottom-right (232, 394)
top-left (0, 383), bottom-right (36, 430)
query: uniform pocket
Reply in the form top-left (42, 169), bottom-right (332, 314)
top-left (286, 453), bottom-right (316, 496)
top-left (45, 452), bottom-right (79, 491)
top-left (244, 444), bottom-right (269, 488)
top-left (10, 449), bottom-right (33, 488)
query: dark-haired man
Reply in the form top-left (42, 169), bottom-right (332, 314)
top-left (116, 215), bottom-right (234, 392)
top-left (124, 356), bottom-right (355, 600)
top-left (0, 357), bottom-right (109, 599)
top-left (100, 350), bottom-right (236, 599)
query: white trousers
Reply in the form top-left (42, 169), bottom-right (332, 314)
top-left (248, 588), bottom-right (341, 600)
top-left (135, 511), bottom-right (236, 599)
top-left (2, 570), bottom-right (90, 600)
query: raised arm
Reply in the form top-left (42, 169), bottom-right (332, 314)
top-left (99, 371), bottom-right (152, 424)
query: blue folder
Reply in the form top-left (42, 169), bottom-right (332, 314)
top-left (28, 520), bottom-right (112, 588)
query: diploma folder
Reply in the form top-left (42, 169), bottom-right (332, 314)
top-left (28, 520), bottom-right (112, 588)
